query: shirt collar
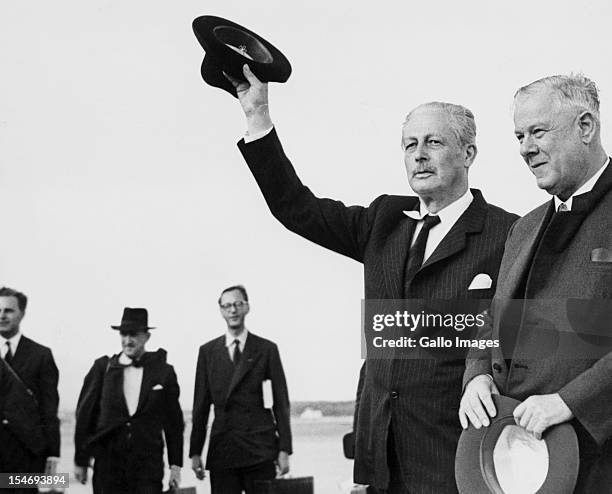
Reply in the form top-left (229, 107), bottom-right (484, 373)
top-left (403, 189), bottom-right (474, 224)
top-left (1, 331), bottom-right (22, 351)
top-left (225, 328), bottom-right (249, 348)
top-left (554, 157), bottom-right (610, 211)
top-left (118, 351), bottom-right (146, 365)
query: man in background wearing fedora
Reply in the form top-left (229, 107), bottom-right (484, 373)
top-left (460, 74), bottom-right (612, 492)
top-left (74, 307), bottom-right (184, 494)
top-left (189, 285), bottom-right (292, 494)
top-left (0, 286), bottom-right (60, 494)
top-left (220, 64), bottom-right (517, 493)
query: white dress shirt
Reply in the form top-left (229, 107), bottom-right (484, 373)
top-left (244, 126), bottom-right (274, 143)
top-left (119, 352), bottom-right (143, 416)
top-left (1, 331), bottom-right (21, 359)
top-left (225, 328), bottom-right (249, 361)
top-left (554, 157), bottom-right (610, 211)
top-left (403, 189), bottom-right (474, 264)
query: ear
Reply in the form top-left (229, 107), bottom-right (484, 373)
top-left (464, 144), bottom-right (477, 169)
top-left (577, 111), bottom-right (597, 144)
top-left (145, 332), bottom-right (151, 343)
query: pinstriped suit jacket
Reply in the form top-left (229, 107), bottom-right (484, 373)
top-left (238, 129), bottom-right (518, 493)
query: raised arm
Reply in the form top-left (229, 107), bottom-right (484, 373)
top-left (228, 64), bottom-right (382, 262)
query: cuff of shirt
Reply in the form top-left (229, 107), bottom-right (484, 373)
top-left (244, 126), bottom-right (274, 143)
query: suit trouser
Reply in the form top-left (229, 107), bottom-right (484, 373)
top-left (94, 458), bottom-right (162, 494)
top-left (0, 426), bottom-right (45, 494)
top-left (93, 428), bottom-right (163, 494)
top-left (210, 460), bottom-right (276, 494)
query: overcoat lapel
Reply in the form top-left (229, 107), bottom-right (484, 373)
top-left (502, 201), bottom-right (554, 300)
top-left (106, 359), bottom-right (130, 417)
top-left (136, 362), bottom-right (156, 413)
top-left (9, 336), bottom-right (31, 371)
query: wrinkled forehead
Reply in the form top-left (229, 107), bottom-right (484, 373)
top-left (513, 88), bottom-right (565, 125)
top-left (402, 107), bottom-right (454, 139)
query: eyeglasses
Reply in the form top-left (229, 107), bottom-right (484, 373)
top-left (220, 301), bottom-right (248, 311)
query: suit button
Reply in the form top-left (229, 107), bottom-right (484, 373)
top-left (126, 422), bottom-right (131, 427)
top-left (1, 419), bottom-right (8, 425)
top-left (492, 363), bottom-right (502, 373)
top-left (390, 391), bottom-right (399, 399)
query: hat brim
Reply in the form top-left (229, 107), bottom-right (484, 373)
top-left (111, 325), bottom-right (156, 331)
top-left (455, 394), bottom-right (579, 494)
top-left (192, 15), bottom-right (292, 97)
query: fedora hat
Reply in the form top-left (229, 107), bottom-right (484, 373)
top-left (455, 394), bottom-right (579, 494)
top-left (111, 307), bottom-right (155, 332)
top-left (192, 15), bottom-right (292, 97)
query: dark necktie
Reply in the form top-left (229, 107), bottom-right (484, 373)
top-left (404, 214), bottom-right (441, 284)
top-left (232, 339), bottom-right (242, 367)
top-left (4, 341), bottom-right (13, 365)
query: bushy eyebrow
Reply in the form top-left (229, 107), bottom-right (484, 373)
top-left (402, 132), bottom-right (443, 141)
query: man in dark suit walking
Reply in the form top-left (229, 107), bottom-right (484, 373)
top-left (74, 307), bottom-right (184, 494)
top-left (223, 66), bottom-right (517, 493)
top-left (0, 286), bottom-right (60, 494)
top-left (461, 74), bottom-right (612, 492)
top-left (190, 285), bottom-right (292, 494)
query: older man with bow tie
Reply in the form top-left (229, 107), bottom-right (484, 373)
top-left (74, 307), bottom-right (184, 494)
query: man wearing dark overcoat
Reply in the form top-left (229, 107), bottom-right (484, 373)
top-left (74, 307), bottom-right (184, 494)
top-left (461, 74), bottom-right (612, 492)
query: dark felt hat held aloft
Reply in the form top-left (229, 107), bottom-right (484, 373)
top-left (192, 15), bottom-right (292, 97)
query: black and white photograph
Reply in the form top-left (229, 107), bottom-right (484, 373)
top-left (2, 0), bottom-right (612, 493)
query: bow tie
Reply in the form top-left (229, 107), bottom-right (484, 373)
top-left (114, 354), bottom-right (147, 368)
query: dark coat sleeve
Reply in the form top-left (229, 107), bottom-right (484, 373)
top-left (268, 343), bottom-right (292, 455)
top-left (162, 365), bottom-right (184, 467)
top-left (238, 128), bottom-right (383, 263)
top-left (74, 357), bottom-right (108, 466)
top-left (189, 346), bottom-right (212, 458)
top-left (38, 346), bottom-right (60, 458)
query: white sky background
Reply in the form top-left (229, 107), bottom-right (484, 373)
top-left (1, 0), bottom-right (611, 410)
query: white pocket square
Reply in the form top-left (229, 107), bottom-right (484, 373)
top-left (468, 273), bottom-right (492, 290)
top-left (152, 384), bottom-right (164, 390)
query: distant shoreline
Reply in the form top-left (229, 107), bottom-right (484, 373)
top-left (59, 401), bottom-right (357, 421)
